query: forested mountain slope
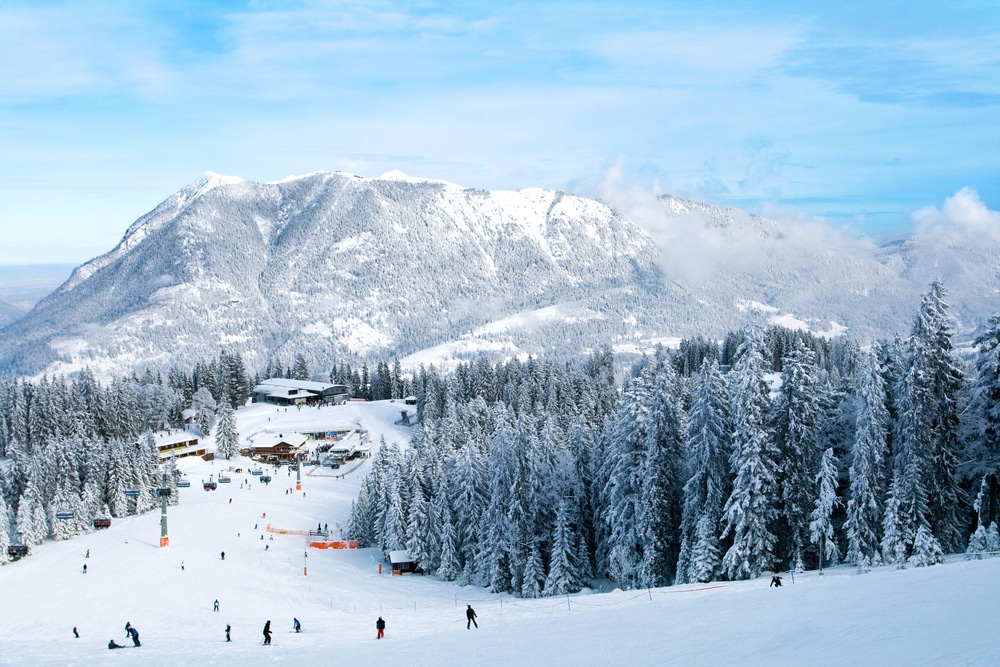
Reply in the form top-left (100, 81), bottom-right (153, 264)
top-left (0, 172), bottom-right (996, 380)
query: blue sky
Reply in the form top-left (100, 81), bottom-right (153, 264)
top-left (1, 0), bottom-right (997, 264)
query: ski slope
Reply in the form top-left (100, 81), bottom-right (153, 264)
top-left (1, 400), bottom-right (998, 666)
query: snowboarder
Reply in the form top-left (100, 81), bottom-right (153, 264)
top-left (376, 616), bottom-right (385, 639)
top-left (770, 574), bottom-right (783, 588)
top-left (466, 605), bottom-right (478, 629)
top-left (214, 599), bottom-right (220, 612)
top-left (108, 639), bottom-right (124, 649)
top-left (85, 549), bottom-right (89, 559)
top-left (73, 627), bottom-right (79, 638)
top-left (225, 624), bottom-right (231, 642)
top-left (293, 618), bottom-right (301, 633)
top-left (130, 626), bottom-right (141, 647)
top-left (82, 564), bottom-right (87, 574)
top-left (221, 551), bottom-right (225, 560)
top-left (262, 620), bottom-right (272, 645)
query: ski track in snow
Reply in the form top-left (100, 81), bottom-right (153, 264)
top-left (1, 400), bottom-right (999, 666)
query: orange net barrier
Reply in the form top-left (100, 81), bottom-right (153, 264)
top-left (308, 540), bottom-right (359, 549)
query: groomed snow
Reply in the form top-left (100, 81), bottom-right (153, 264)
top-left (1, 400), bottom-right (998, 666)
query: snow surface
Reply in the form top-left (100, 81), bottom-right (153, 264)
top-left (2, 400), bottom-right (999, 666)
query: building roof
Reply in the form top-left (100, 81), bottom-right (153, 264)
top-left (252, 431), bottom-right (308, 448)
top-left (388, 550), bottom-right (415, 564)
top-left (255, 378), bottom-right (349, 393)
top-left (153, 430), bottom-right (200, 447)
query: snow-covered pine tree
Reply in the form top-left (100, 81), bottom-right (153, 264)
top-left (449, 437), bottom-right (487, 581)
top-left (380, 467), bottom-right (407, 558)
top-left (603, 359), bottom-right (657, 588)
top-left (772, 339), bottom-right (821, 572)
top-left (845, 349), bottom-right (890, 569)
top-left (677, 359), bottom-right (731, 584)
top-left (966, 314), bottom-right (1000, 479)
top-left (15, 462), bottom-right (48, 546)
top-left (436, 498), bottom-right (461, 581)
top-left (215, 403), bottom-right (240, 459)
top-left (478, 413), bottom-right (518, 592)
top-left (0, 486), bottom-right (10, 563)
top-left (722, 322), bottom-right (780, 580)
top-left (887, 281), bottom-right (961, 561)
top-left (809, 448), bottom-right (841, 568)
top-left (640, 361), bottom-right (686, 586)
top-left (192, 387), bottom-right (217, 437)
top-left (545, 497), bottom-right (581, 595)
top-left (967, 523), bottom-right (989, 559)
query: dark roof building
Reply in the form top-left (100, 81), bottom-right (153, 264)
top-left (251, 379), bottom-right (350, 406)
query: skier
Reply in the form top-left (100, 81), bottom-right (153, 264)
top-left (293, 618), bottom-right (302, 633)
top-left (262, 620), bottom-right (272, 645)
top-left (466, 605), bottom-right (478, 629)
top-left (82, 564), bottom-right (87, 574)
top-left (130, 626), bottom-right (141, 647)
top-left (181, 562), bottom-right (185, 571)
top-left (85, 549), bottom-right (89, 559)
top-left (108, 639), bottom-right (124, 649)
top-left (225, 624), bottom-right (231, 642)
top-left (770, 574), bottom-right (783, 588)
top-left (73, 627), bottom-right (79, 638)
top-left (221, 551), bottom-right (225, 560)
top-left (214, 599), bottom-right (220, 612)
top-left (376, 616), bottom-right (385, 639)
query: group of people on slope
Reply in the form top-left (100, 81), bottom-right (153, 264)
top-left (108, 622), bottom-right (140, 649)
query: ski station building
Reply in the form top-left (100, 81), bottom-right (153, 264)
top-left (151, 431), bottom-right (207, 462)
top-left (251, 379), bottom-right (350, 406)
top-left (242, 431), bottom-right (309, 463)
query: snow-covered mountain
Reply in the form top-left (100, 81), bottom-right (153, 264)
top-left (0, 172), bottom-right (997, 379)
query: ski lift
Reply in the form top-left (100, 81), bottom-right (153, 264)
top-left (261, 475), bottom-right (272, 484)
top-left (218, 475), bottom-right (231, 483)
top-left (124, 489), bottom-right (141, 498)
top-left (7, 545), bottom-right (29, 561)
top-left (93, 518), bottom-right (112, 529)
top-left (176, 479), bottom-right (191, 488)
top-left (55, 511), bottom-right (75, 520)
top-left (251, 468), bottom-right (264, 476)
top-left (155, 487), bottom-right (172, 497)
top-left (203, 481), bottom-right (218, 491)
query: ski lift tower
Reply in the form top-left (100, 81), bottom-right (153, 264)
top-left (296, 452), bottom-right (303, 492)
top-left (157, 469), bottom-right (171, 547)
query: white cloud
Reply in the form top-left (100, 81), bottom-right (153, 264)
top-left (913, 187), bottom-right (1000, 240)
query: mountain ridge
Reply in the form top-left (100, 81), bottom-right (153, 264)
top-left (0, 171), bottom-right (997, 380)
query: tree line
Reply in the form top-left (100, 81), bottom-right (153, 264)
top-left (347, 281), bottom-right (1000, 596)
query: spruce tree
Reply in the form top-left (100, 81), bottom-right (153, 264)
top-left (845, 350), bottom-right (890, 569)
top-left (215, 403), bottom-right (241, 459)
top-left (809, 448), bottom-right (841, 567)
top-left (722, 323), bottom-right (780, 580)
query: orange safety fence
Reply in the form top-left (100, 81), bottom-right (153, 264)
top-left (265, 523), bottom-right (310, 536)
top-left (309, 540), bottom-right (359, 549)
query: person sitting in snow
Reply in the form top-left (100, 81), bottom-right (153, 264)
top-left (108, 639), bottom-right (124, 649)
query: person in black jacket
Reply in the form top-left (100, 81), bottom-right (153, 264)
top-left (225, 624), bottom-right (231, 642)
top-left (466, 605), bottom-right (478, 629)
top-left (262, 620), bottom-right (272, 645)
top-left (376, 616), bottom-right (385, 639)
top-left (108, 639), bottom-right (124, 649)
